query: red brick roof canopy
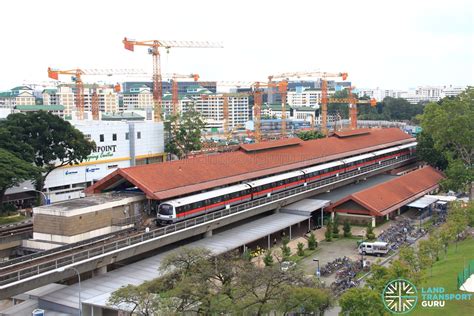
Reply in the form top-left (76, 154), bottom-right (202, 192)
top-left (240, 138), bottom-right (302, 152)
top-left (334, 128), bottom-right (371, 138)
top-left (329, 166), bottom-right (445, 217)
top-left (86, 128), bottom-right (414, 201)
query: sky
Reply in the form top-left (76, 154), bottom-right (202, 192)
top-left (0, 0), bottom-right (473, 90)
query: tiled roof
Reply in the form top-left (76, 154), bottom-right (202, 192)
top-left (87, 128), bottom-right (415, 200)
top-left (334, 129), bottom-right (371, 138)
top-left (240, 138), bottom-right (302, 152)
top-left (329, 166), bottom-right (444, 216)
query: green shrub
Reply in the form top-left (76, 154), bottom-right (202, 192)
top-left (343, 221), bottom-right (352, 238)
top-left (325, 221), bottom-right (333, 241)
top-left (307, 233), bottom-right (317, 250)
top-left (297, 242), bottom-right (305, 256)
top-left (366, 223), bottom-right (376, 240)
top-left (281, 237), bottom-right (291, 259)
top-left (263, 250), bottom-right (274, 266)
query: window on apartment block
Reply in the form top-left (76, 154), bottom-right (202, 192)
top-left (137, 131), bottom-right (141, 139)
top-left (125, 132), bottom-right (129, 140)
top-left (112, 133), bottom-right (117, 141)
top-left (99, 134), bottom-right (104, 142)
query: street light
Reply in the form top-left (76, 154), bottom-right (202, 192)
top-left (58, 267), bottom-right (82, 316)
top-left (313, 258), bottom-right (320, 278)
top-left (23, 187), bottom-right (50, 205)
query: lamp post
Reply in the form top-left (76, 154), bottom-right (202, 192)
top-left (313, 258), bottom-right (320, 278)
top-left (58, 267), bottom-right (82, 316)
top-left (23, 187), bottom-right (50, 205)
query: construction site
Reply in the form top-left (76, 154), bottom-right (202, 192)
top-left (44, 37), bottom-right (379, 149)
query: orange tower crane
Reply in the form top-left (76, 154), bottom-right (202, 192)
top-left (269, 71), bottom-right (348, 136)
top-left (251, 81), bottom-right (280, 142)
top-left (48, 68), bottom-right (145, 120)
top-left (90, 83), bottom-right (121, 120)
top-left (327, 86), bottom-right (376, 130)
top-left (215, 81), bottom-right (254, 140)
top-left (165, 73), bottom-right (199, 116)
top-left (122, 38), bottom-right (223, 122)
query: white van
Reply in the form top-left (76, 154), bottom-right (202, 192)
top-left (358, 241), bottom-right (389, 256)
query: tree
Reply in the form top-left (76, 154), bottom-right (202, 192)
top-left (164, 108), bottom-right (206, 159)
top-left (296, 130), bottom-right (324, 141)
top-left (234, 264), bottom-right (304, 315)
top-left (420, 88), bottom-right (474, 196)
top-left (343, 220), bottom-right (352, 237)
top-left (416, 131), bottom-right (448, 170)
top-left (297, 242), bottom-right (305, 256)
top-left (281, 237), bottom-right (291, 259)
top-left (332, 215), bottom-right (340, 238)
top-left (325, 220), bottom-right (333, 241)
top-left (1, 111), bottom-right (95, 192)
top-left (439, 224), bottom-right (455, 257)
top-left (278, 286), bottom-right (333, 315)
top-left (441, 158), bottom-right (474, 193)
top-left (446, 201), bottom-right (470, 250)
top-left (366, 264), bottom-right (391, 293)
top-left (0, 149), bottom-right (41, 213)
top-left (108, 281), bottom-right (165, 316)
top-left (381, 97), bottom-right (424, 121)
top-left (263, 250), bottom-right (274, 266)
top-left (418, 240), bottom-right (434, 276)
top-left (307, 232), bottom-right (317, 250)
top-left (0, 127), bottom-right (35, 163)
top-left (339, 287), bottom-right (388, 316)
top-left (427, 233), bottom-right (442, 262)
top-left (398, 246), bottom-right (419, 272)
top-left (366, 222), bottom-right (376, 240)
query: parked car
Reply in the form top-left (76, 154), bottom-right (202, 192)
top-left (280, 261), bottom-right (296, 272)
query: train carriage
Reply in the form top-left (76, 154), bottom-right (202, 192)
top-left (157, 142), bottom-right (418, 224)
top-left (301, 160), bottom-right (345, 184)
top-left (246, 170), bottom-right (306, 198)
top-left (157, 183), bottom-right (251, 224)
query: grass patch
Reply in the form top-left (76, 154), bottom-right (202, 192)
top-left (0, 214), bottom-right (26, 225)
top-left (411, 238), bottom-right (474, 315)
top-left (288, 248), bottom-right (320, 263)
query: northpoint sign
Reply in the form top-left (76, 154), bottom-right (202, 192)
top-left (86, 145), bottom-right (118, 162)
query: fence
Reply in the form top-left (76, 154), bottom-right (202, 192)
top-left (457, 260), bottom-right (474, 290)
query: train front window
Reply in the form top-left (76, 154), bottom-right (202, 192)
top-left (159, 204), bottom-right (174, 216)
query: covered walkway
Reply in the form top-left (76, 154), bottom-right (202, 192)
top-left (33, 213), bottom-right (310, 315)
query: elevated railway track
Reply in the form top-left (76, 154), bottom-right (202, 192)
top-left (0, 154), bottom-right (415, 299)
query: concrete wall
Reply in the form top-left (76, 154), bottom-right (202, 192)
top-left (33, 199), bottom-right (143, 239)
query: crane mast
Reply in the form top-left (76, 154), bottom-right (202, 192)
top-left (48, 67), bottom-right (144, 120)
top-left (123, 37), bottom-right (222, 122)
top-left (270, 71), bottom-right (348, 136)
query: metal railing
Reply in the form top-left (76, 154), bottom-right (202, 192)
top-left (0, 155), bottom-right (414, 287)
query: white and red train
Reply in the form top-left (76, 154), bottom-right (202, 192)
top-left (157, 142), bottom-right (417, 224)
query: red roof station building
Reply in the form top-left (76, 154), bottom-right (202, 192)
top-left (328, 166), bottom-right (444, 227)
top-left (87, 128), bottom-right (416, 202)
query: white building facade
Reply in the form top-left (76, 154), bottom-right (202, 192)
top-left (358, 85), bottom-right (467, 104)
top-left (43, 120), bottom-right (165, 203)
